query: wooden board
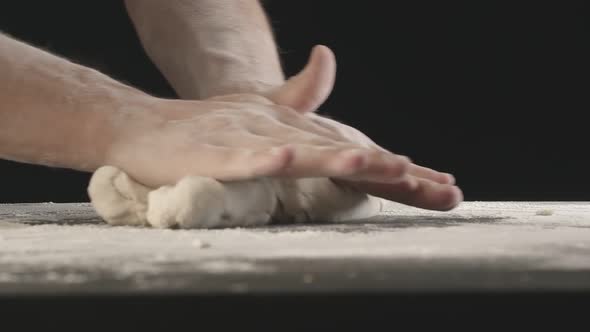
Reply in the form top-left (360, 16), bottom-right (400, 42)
top-left (1, 201), bottom-right (590, 294)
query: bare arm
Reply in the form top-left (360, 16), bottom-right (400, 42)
top-left (0, 33), bottom-right (411, 188)
top-left (0, 33), bottom-right (147, 171)
top-left (124, 0), bottom-right (285, 99)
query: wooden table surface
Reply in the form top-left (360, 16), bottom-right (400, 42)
top-left (1, 201), bottom-right (589, 295)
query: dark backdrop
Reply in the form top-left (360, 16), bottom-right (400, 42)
top-left (0, 0), bottom-right (587, 203)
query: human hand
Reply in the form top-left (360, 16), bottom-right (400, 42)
top-left (103, 45), bottom-right (462, 211)
top-left (103, 94), bottom-right (413, 188)
top-left (265, 45), bottom-right (463, 211)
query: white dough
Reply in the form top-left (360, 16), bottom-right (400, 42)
top-left (88, 166), bottom-right (383, 229)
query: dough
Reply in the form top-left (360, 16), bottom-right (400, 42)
top-left (88, 166), bottom-right (383, 229)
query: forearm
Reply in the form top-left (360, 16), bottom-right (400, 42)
top-left (0, 33), bottom-right (147, 171)
top-left (125, 0), bottom-right (285, 99)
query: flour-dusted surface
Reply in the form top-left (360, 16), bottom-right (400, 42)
top-left (1, 202), bottom-right (590, 294)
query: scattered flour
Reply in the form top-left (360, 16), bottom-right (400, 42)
top-left (536, 209), bottom-right (554, 216)
top-left (1, 202), bottom-right (590, 288)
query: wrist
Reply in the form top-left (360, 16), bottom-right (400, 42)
top-left (37, 66), bottom-right (158, 172)
top-left (83, 88), bottom-right (161, 172)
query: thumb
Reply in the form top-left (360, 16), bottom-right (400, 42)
top-left (268, 45), bottom-right (337, 113)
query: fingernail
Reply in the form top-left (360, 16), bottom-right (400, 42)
top-left (401, 175), bottom-right (419, 189)
top-left (444, 173), bottom-right (456, 184)
top-left (443, 186), bottom-right (464, 210)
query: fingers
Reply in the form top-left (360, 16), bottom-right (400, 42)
top-left (400, 178), bottom-right (463, 211)
top-left (200, 145), bottom-right (411, 182)
top-left (268, 45), bottom-right (337, 113)
top-left (277, 147), bottom-right (411, 180)
top-left (336, 153), bottom-right (414, 184)
top-left (338, 177), bottom-right (463, 211)
top-left (408, 164), bottom-right (456, 185)
top-left (212, 45), bottom-right (336, 114)
top-left (277, 146), bottom-right (371, 177)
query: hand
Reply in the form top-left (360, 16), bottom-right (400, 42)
top-left (313, 112), bottom-right (463, 211)
top-left (265, 45), bottom-right (463, 211)
top-left (103, 94), bottom-right (413, 188)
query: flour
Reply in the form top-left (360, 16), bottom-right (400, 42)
top-left (88, 166), bottom-right (383, 229)
top-left (536, 209), bottom-right (554, 216)
top-left (3, 202), bottom-right (590, 293)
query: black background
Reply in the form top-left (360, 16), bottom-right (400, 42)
top-left (0, 0), bottom-right (587, 203)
